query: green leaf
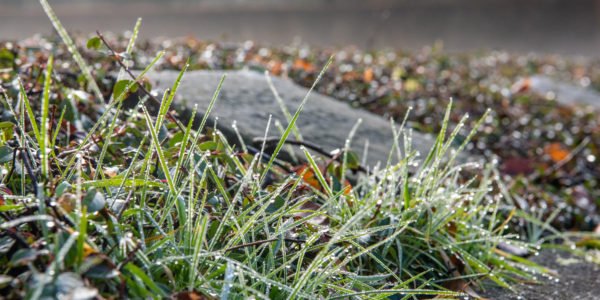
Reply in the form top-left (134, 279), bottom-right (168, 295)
top-left (112, 79), bottom-right (138, 100)
top-left (10, 248), bottom-right (40, 266)
top-left (345, 150), bottom-right (360, 170)
top-left (0, 121), bottom-right (15, 130)
top-left (82, 188), bottom-right (106, 213)
top-left (0, 145), bottom-right (13, 164)
top-left (0, 205), bottom-right (23, 212)
top-left (82, 178), bottom-right (165, 189)
top-left (0, 48), bottom-right (15, 69)
top-left (40, 0), bottom-right (104, 101)
top-left (124, 263), bottom-right (165, 296)
top-left (86, 37), bottom-right (102, 50)
top-left (198, 141), bottom-right (218, 151)
top-left (82, 256), bottom-right (119, 279)
top-left (55, 181), bottom-right (72, 197)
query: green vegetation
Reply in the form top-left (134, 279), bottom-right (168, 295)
top-left (132, 35), bottom-right (600, 231)
top-left (0, 2), bottom-right (565, 299)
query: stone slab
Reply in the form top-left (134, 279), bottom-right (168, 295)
top-left (482, 249), bottom-right (600, 300)
top-left (521, 76), bottom-right (600, 109)
top-left (143, 70), bottom-right (438, 167)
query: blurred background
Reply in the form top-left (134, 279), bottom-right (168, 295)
top-left (1, 0), bottom-right (600, 56)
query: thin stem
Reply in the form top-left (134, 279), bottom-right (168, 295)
top-left (96, 31), bottom-right (185, 132)
top-left (224, 238), bottom-right (305, 252)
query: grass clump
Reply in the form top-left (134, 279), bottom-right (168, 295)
top-left (0, 3), bottom-right (552, 299)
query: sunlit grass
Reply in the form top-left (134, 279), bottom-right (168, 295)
top-left (0, 1), bottom-right (558, 299)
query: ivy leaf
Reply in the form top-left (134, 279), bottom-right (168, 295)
top-left (83, 188), bottom-right (106, 213)
top-left (0, 121), bottom-right (15, 141)
top-left (345, 150), bottom-right (360, 170)
top-left (86, 37), bottom-right (102, 50)
top-left (112, 79), bottom-right (138, 100)
top-left (0, 145), bottom-right (13, 164)
top-left (55, 181), bottom-right (72, 197)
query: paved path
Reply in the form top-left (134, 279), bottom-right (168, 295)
top-left (482, 249), bottom-right (600, 300)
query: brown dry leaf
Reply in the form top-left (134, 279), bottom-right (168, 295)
top-left (145, 228), bottom-right (180, 243)
top-left (343, 71), bottom-right (359, 81)
top-left (0, 186), bottom-right (12, 206)
top-left (544, 143), bottom-right (570, 163)
top-left (511, 77), bottom-right (532, 93)
top-left (170, 291), bottom-right (214, 300)
top-left (65, 227), bottom-right (97, 257)
top-left (293, 201), bottom-right (329, 226)
top-left (57, 193), bottom-right (77, 213)
top-left (439, 250), bottom-right (486, 299)
top-left (501, 157), bottom-right (534, 175)
top-left (103, 167), bottom-right (119, 178)
top-left (447, 222), bottom-right (457, 237)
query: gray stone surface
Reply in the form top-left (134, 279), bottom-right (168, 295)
top-left (144, 70), bottom-right (437, 167)
top-left (482, 249), bottom-right (600, 300)
top-left (525, 76), bottom-right (600, 109)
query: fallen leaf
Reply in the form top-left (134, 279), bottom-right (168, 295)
top-left (171, 291), bottom-right (214, 300)
top-left (501, 157), bottom-right (534, 175)
top-left (293, 59), bottom-right (315, 72)
top-left (294, 165), bottom-right (321, 191)
top-left (439, 250), bottom-right (486, 299)
top-left (404, 78), bottom-right (421, 92)
top-left (103, 167), bottom-right (119, 178)
top-left (544, 143), bottom-right (570, 163)
top-left (65, 227), bottom-right (97, 257)
top-left (511, 77), bottom-right (532, 93)
top-left (293, 201), bottom-right (329, 226)
top-left (363, 68), bottom-right (374, 82)
top-left (269, 60), bottom-right (283, 75)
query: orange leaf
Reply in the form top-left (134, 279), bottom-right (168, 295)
top-left (343, 71), bottom-right (358, 81)
top-left (269, 61), bottom-right (283, 76)
top-left (294, 165), bottom-right (321, 190)
top-left (66, 227), bottom-right (97, 257)
top-left (544, 143), bottom-right (570, 162)
top-left (293, 59), bottom-right (315, 72)
top-left (363, 68), bottom-right (374, 82)
top-left (171, 291), bottom-right (214, 300)
top-left (342, 182), bottom-right (352, 196)
top-left (511, 77), bottom-right (532, 93)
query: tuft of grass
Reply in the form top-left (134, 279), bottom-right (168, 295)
top-left (0, 2), bottom-right (555, 299)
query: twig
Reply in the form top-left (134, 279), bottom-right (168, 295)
top-left (117, 189), bottom-right (135, 221)
top-left (542, 137), bottom-right (590, 177)
top-left (518, 136), bottom-right (592, 189)
top-left (117, 242), bottom-right (143, 271)
top-left (19, 148), bottom-right (38, 195)
top-left (96, 31), bottom-right (185, 133)
top-left (224, 238), bottom-right (305, 252)
top-left (246, 145), bottom-right (292, 174)
top-left (253, 136), bottom-right (368, 174)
